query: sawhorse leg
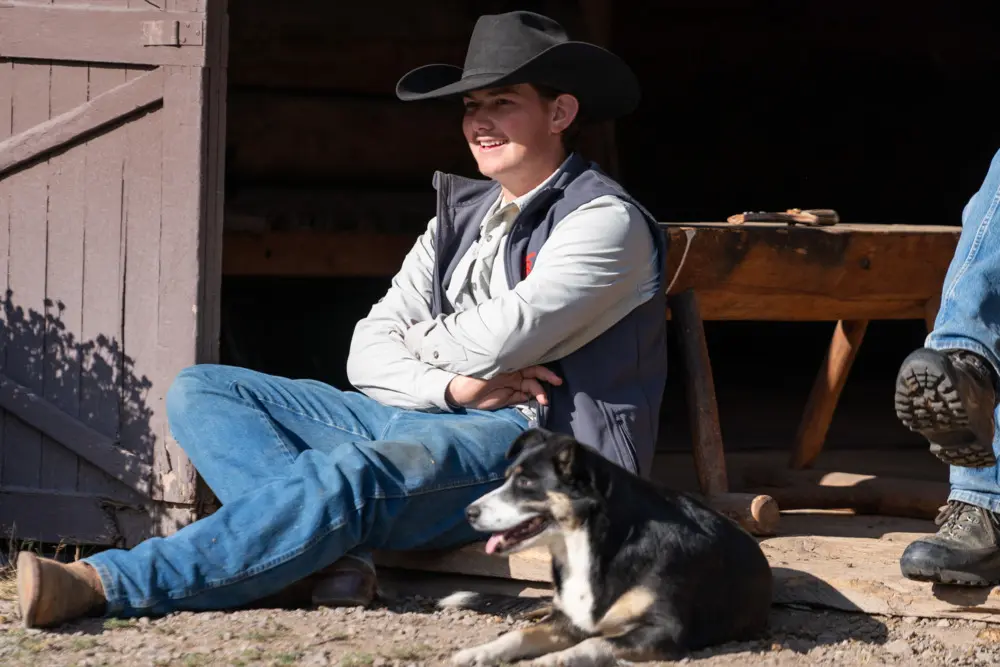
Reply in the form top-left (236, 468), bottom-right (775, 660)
top-left (670, 289), bottom-right (780, 535)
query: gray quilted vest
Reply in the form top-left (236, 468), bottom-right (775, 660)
top-left (429, 153), bottom-right (668, 476)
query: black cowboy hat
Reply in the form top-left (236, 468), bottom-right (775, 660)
top-left (395, 11), bottom-right (640, 122)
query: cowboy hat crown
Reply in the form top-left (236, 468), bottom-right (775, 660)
top-left (395, 10), bottom-right (640, 122)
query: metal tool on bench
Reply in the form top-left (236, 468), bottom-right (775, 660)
top-left (727, 208), bottom-right (840, 226)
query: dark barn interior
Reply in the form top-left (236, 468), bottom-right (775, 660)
top-left (217, 0), bottom-right (1000, 463)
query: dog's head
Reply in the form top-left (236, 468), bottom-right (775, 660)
top-left (464, 428), bottom-right (591, 555)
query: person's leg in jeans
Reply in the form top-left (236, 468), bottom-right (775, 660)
top-left (18, 364), bottom-right (527, 625)
top-left (895, 146), bottom-right (1000, 584)
top-left (164, 365), bottom-right (389, 605)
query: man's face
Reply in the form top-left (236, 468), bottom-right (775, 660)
top-left (461, 84), bottom-right (562, 181)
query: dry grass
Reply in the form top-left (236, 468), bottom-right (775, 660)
top-left (0, 528), bottom-right (83, 603)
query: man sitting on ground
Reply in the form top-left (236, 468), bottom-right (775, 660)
top-left (17, 10), bottom-right (668, 627)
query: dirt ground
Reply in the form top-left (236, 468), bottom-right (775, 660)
top-left (4, 591), bottom-right (1000, 667)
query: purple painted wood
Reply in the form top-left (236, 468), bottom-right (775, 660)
top-left (2, 61), bottom-right (50, 491)
top-left (78, 64), bottom-right (129, 498)
top-left (40, 62), bottom-right (89, 492)
top-left (0, 59), bottom-right (11, 488)
top-left (0, 0), bottom-right (224, 545)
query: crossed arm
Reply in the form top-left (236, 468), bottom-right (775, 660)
top-left (345, 195), bottom-right (659, 412)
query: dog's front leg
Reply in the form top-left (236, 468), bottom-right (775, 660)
top-left (525, 637), bottom-right (626, 667)
top-left (450, 623), bottom-right (577, 666)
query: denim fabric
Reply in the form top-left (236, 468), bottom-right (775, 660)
top-left (84, 364), bottom-right (527, 617)
top-left (925, 147), bottom-right (1000, 511)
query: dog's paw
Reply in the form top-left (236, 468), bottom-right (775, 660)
top-left (450, 645), bottom-right (504, 666)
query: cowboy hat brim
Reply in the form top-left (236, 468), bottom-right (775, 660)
top-left (395, 41), bottom-right (640, 122)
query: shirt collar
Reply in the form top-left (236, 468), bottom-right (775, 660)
top-left (487, 154), bottom-right (573, 220)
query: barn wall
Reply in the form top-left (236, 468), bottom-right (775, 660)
top-left (219, 0), bottom-right (1000, 454)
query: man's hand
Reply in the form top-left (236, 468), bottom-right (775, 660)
top-left (445, 365), bottom-right (563, 410)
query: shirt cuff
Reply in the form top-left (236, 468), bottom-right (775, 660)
top-left (421, 366), bottom-right (459, 412)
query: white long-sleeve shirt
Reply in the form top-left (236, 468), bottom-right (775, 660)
top-left (345, 168), bottom-right (660, 414)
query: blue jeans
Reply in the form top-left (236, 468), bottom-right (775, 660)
top-left (83, 364), bottom-right (528, 617)
top-left (925, 146), bottom-right (1000, 512)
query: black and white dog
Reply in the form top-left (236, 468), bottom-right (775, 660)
top-left (445, 428), bottom-right (773, 666)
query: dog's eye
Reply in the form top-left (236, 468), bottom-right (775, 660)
top-left (515, 476), bottom-right (534, 489)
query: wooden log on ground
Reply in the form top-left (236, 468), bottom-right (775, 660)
top-left (671, 289), bottom-right (728, 496)
top-left (221, 224), bottom-right (960, 322)
top-left (703, 492), bottom-right (780, 536)
top-left (739, 468), bottom-right (949, 520)
top-left (789, 319), bottom-right (869, 469)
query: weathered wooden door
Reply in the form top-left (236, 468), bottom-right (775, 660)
top-left (0, 0), bottom-right (227, 548)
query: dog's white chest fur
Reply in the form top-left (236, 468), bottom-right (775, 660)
top-left (551, 528), bottom-right (596, 632)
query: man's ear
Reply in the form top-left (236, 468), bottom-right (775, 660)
top-left (550, 93), bottom-right (579, 134)
top-left (506, 428), bottom-right (552, 460)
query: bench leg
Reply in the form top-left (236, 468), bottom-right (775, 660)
top-left (671, 289), bottom-right (728, 495)
top-left (789, 319), bottom-right (868, 469)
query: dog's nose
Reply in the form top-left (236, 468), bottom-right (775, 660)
top-left (465, 505), bottom-right (481, 522)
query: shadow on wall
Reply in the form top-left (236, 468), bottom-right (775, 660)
top-left (0, 289), bottom-right (188, 548)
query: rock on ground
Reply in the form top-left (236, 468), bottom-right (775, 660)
top-left (2, 598), bottom-right (1000, 666)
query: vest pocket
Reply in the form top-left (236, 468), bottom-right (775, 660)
top-left (611, 411), bottom-right (641, 475)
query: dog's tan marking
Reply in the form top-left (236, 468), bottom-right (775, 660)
top-left (594, 586), bottom-right (656, 637)
top-left (545, 491), bottom-right (580, 528)
top-left (450, 622), bottom-right (576, 666)
top-left (506, 464), bottom-right (523, 478)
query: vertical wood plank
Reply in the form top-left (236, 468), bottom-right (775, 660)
top-left (200, 0), bottom-right (227, 366)
top-left (41, 63), bottom-right (89, 491)
top-left (3, 61), bottom-right (51, 490)
top-left (156, 65), bottom-right (206, 504)
top-left (121, 66), bottom-right (164, 489)
top-left (0, 59), bottom-right (12, 487)
top-left (77, 64), bottom-right (128, 496)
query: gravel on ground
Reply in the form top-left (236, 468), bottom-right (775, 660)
top-left (2, 595), bottom-right (1000, 666)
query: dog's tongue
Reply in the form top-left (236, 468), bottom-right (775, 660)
top-left (485, 533), bottom-right (505, 555)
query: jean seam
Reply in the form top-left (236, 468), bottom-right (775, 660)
top-left (942, 183), bottom-right (1000, 303)
top-left (123, 503), bottom-right (367, 609)
top-left (230, 380), bottom-right (370, 440)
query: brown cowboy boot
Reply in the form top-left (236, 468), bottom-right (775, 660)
top-left (17, 552), bottom-right (107, 628)
top-left (311, 556), bottom-right (377, 607)
top-left (254, 557), bottom-right (377, 609)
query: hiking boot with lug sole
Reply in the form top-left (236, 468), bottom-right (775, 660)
top-left (900, 501), bottom-right (1000, 585)
top-left (895, 348), bottom-right (998, 468)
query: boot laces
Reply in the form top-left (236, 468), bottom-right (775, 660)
top-left (935, 500), bottom-right (1000, 537)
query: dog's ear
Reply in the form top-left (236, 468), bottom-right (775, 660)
top-left (553, 436), bottom-right (579, 477)
top-left (506, 428), bottom-right (552, 460)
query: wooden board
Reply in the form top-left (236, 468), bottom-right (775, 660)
top-left (225, 93), bottom-right (476, 185)
top-left (222, 223), bottom-right (960, 321)
top-left (375, 514), bottom-right (1000, 622)
top-left (228, 0), bottom-right (472, 94)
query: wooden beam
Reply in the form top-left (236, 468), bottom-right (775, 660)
top-left (0, 5), bottom-right (207, 67)
top-left (0, 67), bottom-right (164, 178)
top-left (739, 468), bottom-right (949, 520)
top-left (663, 223), bottom-right (960, 321)
top-left (0, 486), bottom-right (125, 546)
top-left (226, 92), bottom-right (475, 185)
top-left (0, 373), bottom-right (152, 496)
top-left (670, 289), bottom-right (728, 495)
top-left (789, 319), bottom-right (869, 469)
top-left (221, 224), bottom-right (960, 321)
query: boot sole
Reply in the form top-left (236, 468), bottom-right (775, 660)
top-left (901, 565), bottom-right (1000, 587)
top-left (895, 350), bottom-right (997, 468)
top-left (17, 552), bottom-right (42, 629)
